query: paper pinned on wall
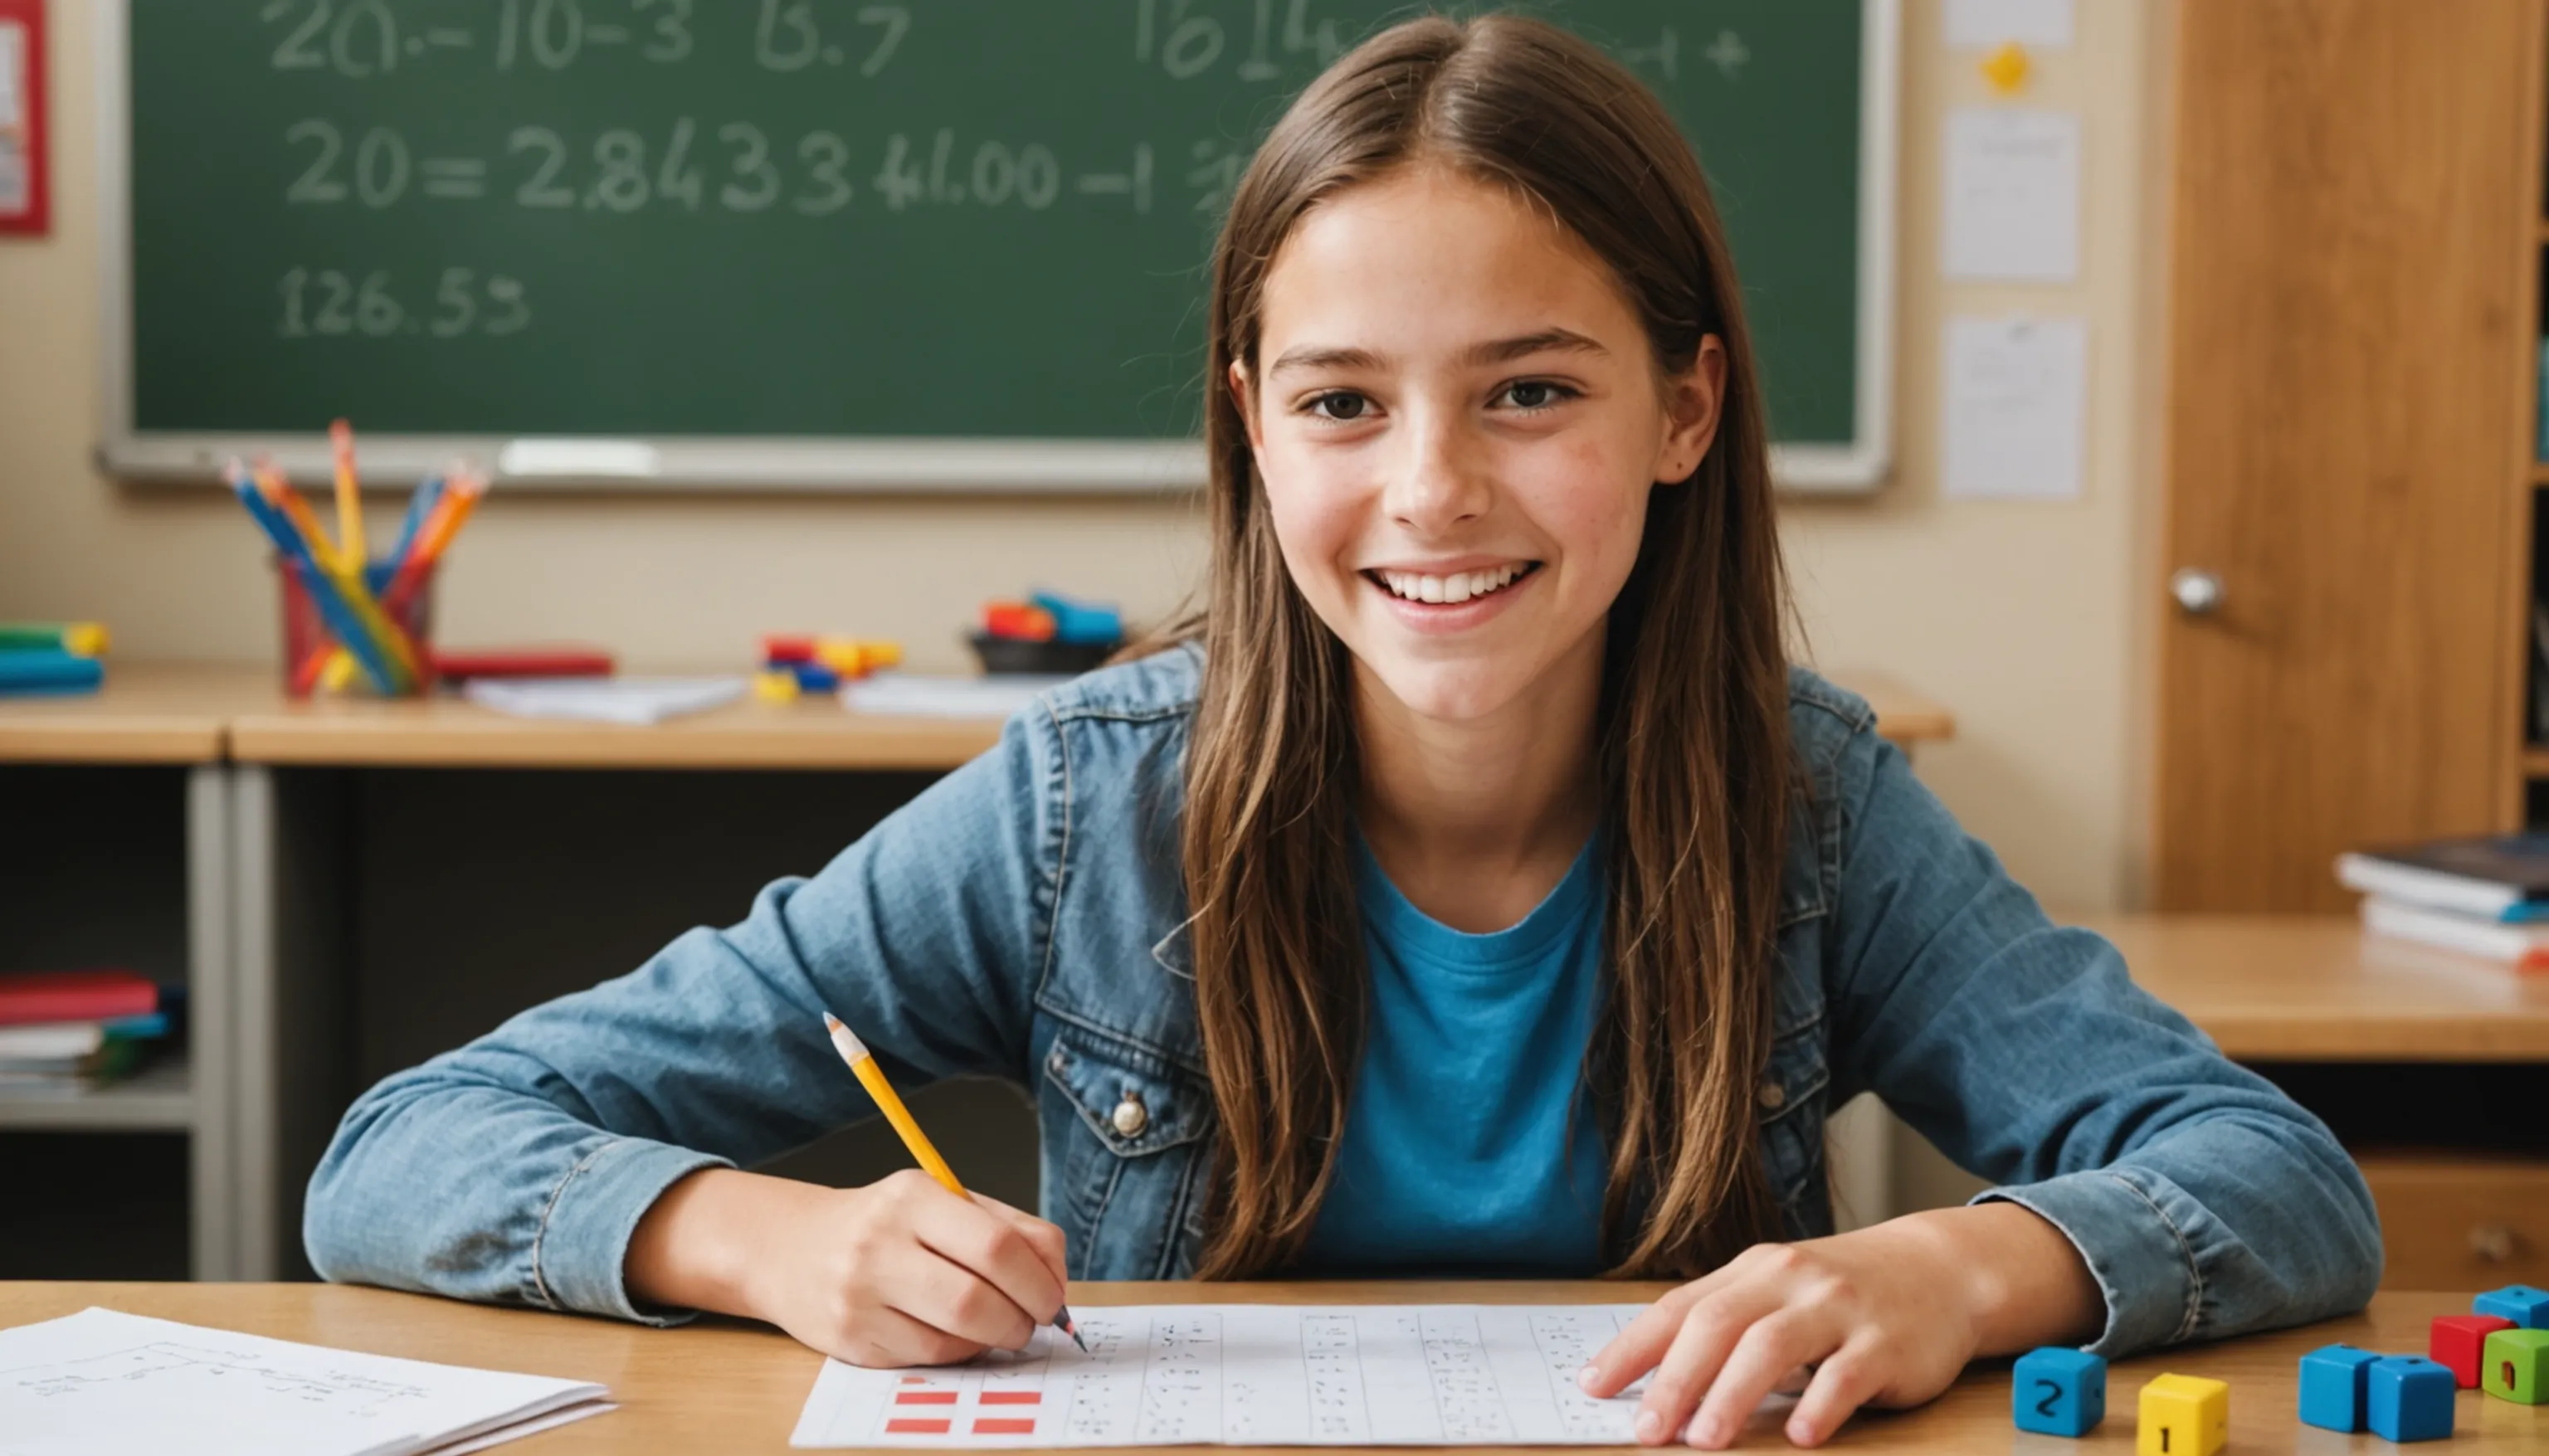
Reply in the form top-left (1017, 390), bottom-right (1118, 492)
top-left (1942, 315), bottom-right (2087, 501)
top-left (1945, 0), bottom-right (2074, 49)
top-left (1942, 107), bottom-right (2080, 283)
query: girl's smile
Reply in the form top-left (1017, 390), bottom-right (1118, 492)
top-left (1362, 559), bottom-right (1543, 634)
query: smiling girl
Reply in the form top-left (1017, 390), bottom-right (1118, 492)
top-left (306, 14), bottom-right (2381, 1449)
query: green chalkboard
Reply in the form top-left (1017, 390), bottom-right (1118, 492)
top-left (112, 1), bottom-right (1891, 488)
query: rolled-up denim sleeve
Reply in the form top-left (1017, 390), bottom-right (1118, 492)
top-left (1820, 732), bottom-right (2382, 1356)
top-left (304, 705), bottom-right (1061, 1322)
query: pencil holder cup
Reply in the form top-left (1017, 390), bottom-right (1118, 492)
top-left (275, 556), bottom-right (436, 699)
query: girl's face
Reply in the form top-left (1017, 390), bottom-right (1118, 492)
top-left (1236, 165), bottom-right (1724, 725)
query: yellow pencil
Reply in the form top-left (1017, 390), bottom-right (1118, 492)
top-left (821, 1012), bottom-right (1087, 1353)
top-left (330, 419), bottom-right (366, 563)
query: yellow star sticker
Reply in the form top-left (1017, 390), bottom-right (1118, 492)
top-left (1981, 41), bottom-right (2030, 95)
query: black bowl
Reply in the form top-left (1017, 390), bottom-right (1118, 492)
top-left (967, 631), bottom-right (1120, 676)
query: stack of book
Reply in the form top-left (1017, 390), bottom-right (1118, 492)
top-left (2337, 835), bottom-right (2549, 970)
top-left (0, 970), bottom-right (175, 1098)
top-left (0, 621), bottom-right (108, 697)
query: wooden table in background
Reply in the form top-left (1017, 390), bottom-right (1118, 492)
top-left (1, 1283), bottom-right (2536, 1453)
top-left (2082, 913), bottom-right (2549, 1061)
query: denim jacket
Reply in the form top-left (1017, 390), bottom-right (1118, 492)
top-left (305, 649), bottom-right (2381, 1355)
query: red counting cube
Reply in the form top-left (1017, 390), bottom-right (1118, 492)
top-left (2433, 1314), bottom-right (2517, 1388)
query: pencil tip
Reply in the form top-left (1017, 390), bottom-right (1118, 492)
top-left (822, 1011), bottom-right (844, 1031)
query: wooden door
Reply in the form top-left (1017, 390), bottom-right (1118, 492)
top-left (2156, 0), bottom-right (2543, 910)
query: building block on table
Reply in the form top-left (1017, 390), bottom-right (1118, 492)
top-left (2366, 1356), bottom-right (2455, 1442)
top-left (2483, 1327), bottom-right (2549, 1405)
top-left (2296, 1344), bottom-right (2380, 1432)
top-left (2136, 1373), bottom-right (2227, 1456)
top-left (2476, 1284), bottom-right (2549, 1329)
top-left (2433, 1313), bottom-right (2517, 1387)
top-left (2012, 1347), bottom-right (2105, 1436)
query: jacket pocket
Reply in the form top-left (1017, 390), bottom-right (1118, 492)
top-left (1040, 1021), bottom-right (1212, 1279)
top-left (1757, 1020), bottom-right (1832, 1238)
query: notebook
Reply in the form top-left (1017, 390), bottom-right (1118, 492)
top-left (462, 675), bottom-right (746, 727)
top-left (0, 1307), bottom-right (612, 1456)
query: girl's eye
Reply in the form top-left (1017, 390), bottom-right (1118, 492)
top-left (1495, 380), bottom-right (1577, 411)
top-left (1305, 391), bottom-right (1372, 422)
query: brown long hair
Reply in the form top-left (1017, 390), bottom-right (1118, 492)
top-left (1179, 12), bottom-right (1796, 1280)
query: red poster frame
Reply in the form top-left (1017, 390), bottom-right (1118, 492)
top-left (0, 0), bottom-right (47, 237)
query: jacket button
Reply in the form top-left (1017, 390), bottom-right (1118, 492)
top-left (1757, 1080), bottom-right (1786, 1111)
top-left (1111, 1091), bottom-right (1149, 1137)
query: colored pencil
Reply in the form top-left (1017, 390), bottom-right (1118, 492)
top-left (330, 418), bottom-right (366, 564)
top-left (387, 474), bottom-right (447, 568)
top-left (382, 470), bottom-right (486, 618)
top-left (821, 1011), bottom-right (1088, 1354)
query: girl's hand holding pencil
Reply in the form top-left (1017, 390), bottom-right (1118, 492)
top-left (624, 1160), bottom-right (1075, 1370)
top-left (621, 1010), bottom-right (1079, 1370)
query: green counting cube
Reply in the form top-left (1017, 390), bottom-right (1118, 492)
top-left (2483, 1327), bottom-right (2549, 1405)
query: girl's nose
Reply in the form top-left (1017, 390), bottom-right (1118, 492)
top-left (1383, 407), bottom-right (1490, 535)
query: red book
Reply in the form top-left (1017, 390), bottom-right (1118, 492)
top-left (429, 646), bottom-right (617, 681)
top-left (0, 970), bottom-right (158, 1027)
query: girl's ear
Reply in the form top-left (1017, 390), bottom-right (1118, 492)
top-left (1655, 336), bottom-right (1728, 486)
top-left (1229, 359), bottom-right (1269, 457)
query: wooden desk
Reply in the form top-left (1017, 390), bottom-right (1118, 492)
top-left (0, 664), bottom-right (1952, 770)
top-left (217, 665), bottom-right (1953, 769)
top-left (2083, 913), bottom-right (2549, 1061)
top-left (0, 662), bottom-right (269, 763)
top-left (0, 1283), bottom-right (2535, 1452)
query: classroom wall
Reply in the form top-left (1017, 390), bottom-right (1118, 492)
top-left (0, 0), bottom-right (2165, 914)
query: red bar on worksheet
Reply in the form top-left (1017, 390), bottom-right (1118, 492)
top-left (894, 1390), bottom-right (958, 1405)
top-left (980, 1391), bottom-right (1043, 1405)
top-left (885, 1419), bottom-right (952, 1434)
top-left (972, 1419), bottom-right (1037, 1434)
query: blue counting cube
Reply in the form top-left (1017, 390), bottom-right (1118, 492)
top-left (2476, 1284), bottom-right (2549, 1330)
top-left (2012, 1346), bottom-right (2106, 1437)
top-left (2366, 1356), bottom-right (2455, 1443)
top-left (2297, 1344), bottom-right (2381, 1432)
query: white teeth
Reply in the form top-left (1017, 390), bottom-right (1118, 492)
top-left (1375, 564), bottom-right (1528, 604)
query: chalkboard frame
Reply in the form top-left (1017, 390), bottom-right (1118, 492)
top-left (94, 0), bottom-right (1898, 495)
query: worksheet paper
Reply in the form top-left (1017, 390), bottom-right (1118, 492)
top-left (0, 1307), bottom-right (612, 1456)
top-left (791, 1304), bottom-right (1654, 1449)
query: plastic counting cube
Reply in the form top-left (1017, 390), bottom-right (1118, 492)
top-left (2366, 1356), bottom-right (2455, 1443)
top-left (2483, 1327), bottom-right (2549, 1405)
top-left (2136, 1373), bottom-right (2228, 1456)
top-left (2433, 1313), bottom-right (2517, 1387)
top-left (2297, 1344), bottom-right (2380, 1432)
top-left (2476, 1284), bottom-right (2549, 1330)
top-left (2012, 1347), bottom-right (2106, 1436)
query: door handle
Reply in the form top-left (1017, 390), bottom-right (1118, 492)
top-left (2170, 568), bottom-right (2225, 617)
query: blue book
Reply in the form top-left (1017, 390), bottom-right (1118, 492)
top-left (0, 647), bottom-right (105, 696)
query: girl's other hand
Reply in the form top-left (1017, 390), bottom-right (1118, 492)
top-left (626, 1166), bottom-right (1069, 1368)
top-left (1576, 1204), bottom-right (2101, 1449)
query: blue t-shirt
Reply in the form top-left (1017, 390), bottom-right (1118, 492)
top-left (1298, 834), bottom-right (1608, 1273)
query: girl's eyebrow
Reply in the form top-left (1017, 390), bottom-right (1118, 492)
top-left (1265, 328), bottom-right (1609, 377)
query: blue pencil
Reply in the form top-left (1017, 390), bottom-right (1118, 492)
top-left (387, 474), bottom-right (446, 570)
top-left (226, 469), bottom-right (404, 694)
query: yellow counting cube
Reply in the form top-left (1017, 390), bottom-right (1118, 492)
top-left (2137, 1373), bottom-right (2229, 1456)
